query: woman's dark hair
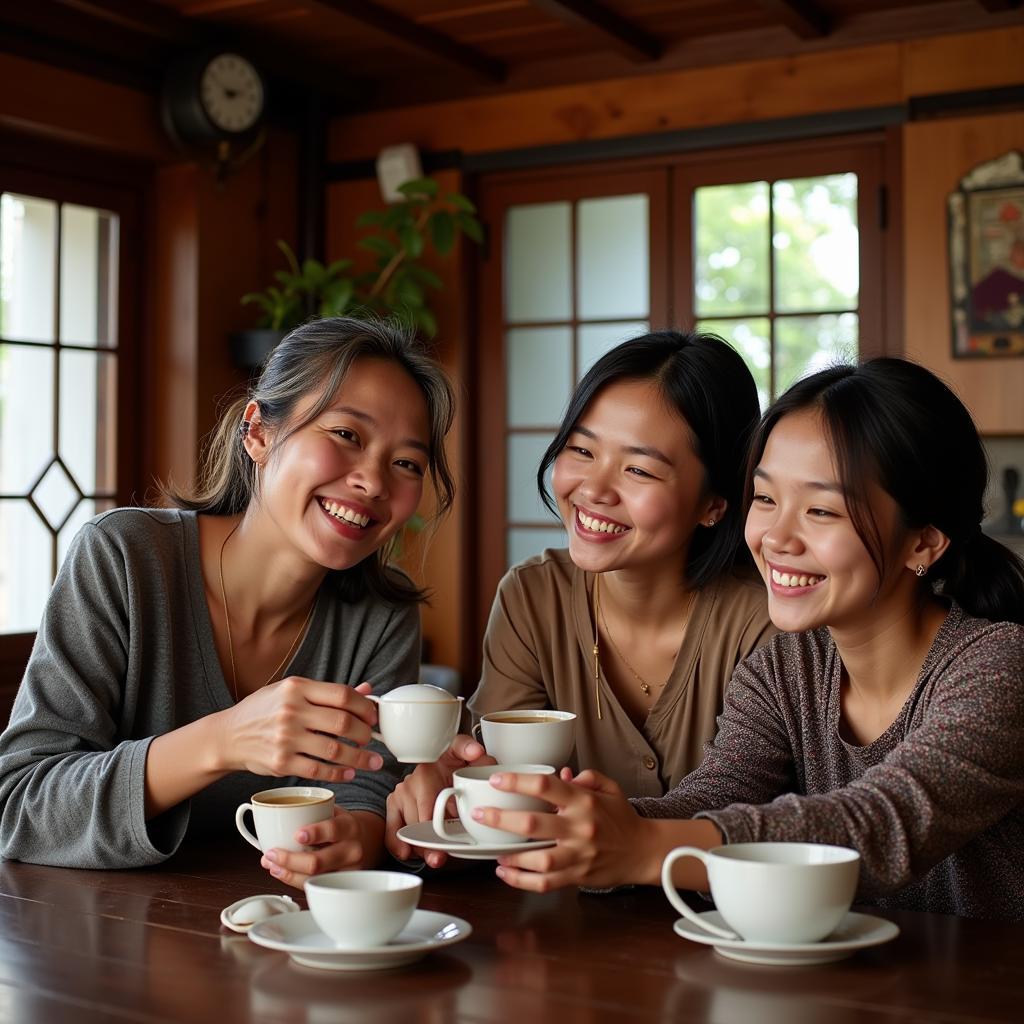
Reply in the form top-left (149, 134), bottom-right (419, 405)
top-left (167, 316), bottom-right (456, 605)
top-left (537, 329), bottom-right (761, 589)
top-left (748, 357), bottom-right (1024, 624)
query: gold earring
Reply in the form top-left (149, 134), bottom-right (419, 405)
top-left (915, 564), bottom-right (927, 577)
top-left (707, 518), bottom-right (716, 527)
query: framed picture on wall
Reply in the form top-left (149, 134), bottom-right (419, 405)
top-left (949, 150), bottom-right (1024, 358)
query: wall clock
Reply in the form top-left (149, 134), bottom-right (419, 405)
top-left (162, 52), bottom-right (266, 147)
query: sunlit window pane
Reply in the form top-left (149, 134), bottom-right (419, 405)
top-left (60, 349), bottom-right (117, 494)
top-left (0, 500), bottom-right (51, 633)
top-left (775, 313), bottom-right (858, 395)
top-left (60, 204), bottom-right (118, 348)
top-left (0, 344), bottom-right (55, 493)
top-left (1, 194), bottom-right (57, 343)
top-left (694, 182), bottom-right (769, 317)
top-left (773, 175), bottom-right (858, 314)
top-left (577, 195), bottom-right (648, 319)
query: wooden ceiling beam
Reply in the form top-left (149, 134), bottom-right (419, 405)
top-left (975, 0), bottom-right (1022, 12)
top-left (55, 0), bottom-right (197, 43)
top-left (529, 0), bottom-right (661, 62)
top-left (309, 0), bottom-right (505, 82)
top-left (755, 0), bottom-right (831, 39)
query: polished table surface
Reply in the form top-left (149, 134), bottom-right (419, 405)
top-left (0, 840), bottom-right (1021, 1023)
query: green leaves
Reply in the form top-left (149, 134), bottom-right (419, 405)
top-left (242, 176), bottom-right (484, 338)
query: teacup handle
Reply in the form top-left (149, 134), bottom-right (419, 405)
top-left (365, 694), bottom-right (386, 745)
top-left (235, 803), bottom-right (262, 852)
top-left (661, 847), bottom-right (739, 941)
top-left (432, 786), bottom-right (465, 841)
top-left (471, 722), bottom-right (483, 745)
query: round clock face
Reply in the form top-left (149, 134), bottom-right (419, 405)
top-left (199, 53), bottom-right (264, 134)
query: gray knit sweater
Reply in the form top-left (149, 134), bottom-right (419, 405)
top-left (0, 508), bottom-right (420, 869)
top-left (633, 606), bottom-right (1024, 920)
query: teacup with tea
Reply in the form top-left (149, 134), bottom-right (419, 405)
top-left (661, 841), bottom-right (861, 944)
top-left (473, 709), bottom-right (576, 768)
top-left (432, 763), bottom-right (555, 845)
top-left (235, 786), bottom-right (335, 853)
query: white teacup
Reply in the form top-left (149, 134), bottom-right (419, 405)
top-left (367, 683), bottom-right (463, 763)
top-left (235, 786), bottom-right (335, 853)
top-left (304, 871), bottom-right (422, 949)
top-left (662, 842), bottom-right (860, 944)
top-left (432, 763), bottom-right (555, 845)
top-left (473, 709), bottom-right (576, 768)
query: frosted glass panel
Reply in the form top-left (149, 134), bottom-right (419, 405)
top-left (1, 194), bottom-right (57, 342)
top-left (507, 433), bottom-right (558, 524)
top-left (60, 349), bottom-right (117, 493)
top-left (507, 527), bottom-right (568, 569)
top-left (506, 327), bottom-right (573, 428)
top-left (577, 195), bottom-right (648, 319)
top-left (577, 321), bottom-right (648, 381)
top-left (0, 500), bottom-right (51, 633)
top-left (0, 344), bottom-right (55, 492)
top-left (60, 204), bottom-right (118, 348)
top-left (505, 203), bottom-right (571, 322)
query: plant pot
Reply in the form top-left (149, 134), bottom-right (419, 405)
top-left (230, 328), bottom-right (287, 371)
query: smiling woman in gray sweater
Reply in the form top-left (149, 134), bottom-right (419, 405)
top-left (0, 318), bottom-right (456, 889)
top-left (475, 358), bottom-right (1024, 921)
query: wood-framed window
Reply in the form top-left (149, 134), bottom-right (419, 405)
top-left (0, 142), bottom-right (143, 704)
top-left (473, 134), bottom-right (889, 664)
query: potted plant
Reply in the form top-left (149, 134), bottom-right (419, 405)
top-left (231, 177), bottom-right (483, 370)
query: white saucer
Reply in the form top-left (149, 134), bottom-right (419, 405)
top-left (396, 818), bottom-right (556, 860)
top-left (673, 911), bottom-right (900, 966)
top-left (247, 909), bottom-right (471, 971)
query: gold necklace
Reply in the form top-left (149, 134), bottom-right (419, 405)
top-left (217, 519), bottom-right (317, 702)
top-left (591, 573), bottom-right (693, 711)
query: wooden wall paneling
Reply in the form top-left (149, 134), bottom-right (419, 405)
top-left (901, 25), bottom-right (1024, 98)
top-left (328, 42), bottom-right (903, 161)
top-left (325, 170), bottom-right (470, 678)
top-left (0, 52), bottom-right (172, 161)
top-left (902, 109), bottom-right (1024, 435)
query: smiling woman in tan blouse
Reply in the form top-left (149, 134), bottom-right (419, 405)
top-left (385, 330), bottom-right (776, 864)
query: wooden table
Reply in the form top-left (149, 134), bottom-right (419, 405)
top-left (0, 840), bottom-right (1021, 1023)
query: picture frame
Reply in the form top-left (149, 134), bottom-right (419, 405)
top-left (949, 151), bottom-right (1024, 358)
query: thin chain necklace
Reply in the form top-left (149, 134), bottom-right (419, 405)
top-left (591, 573), bottom-right (694, 716)
top-left (217, 519), bottom-right (317, 702)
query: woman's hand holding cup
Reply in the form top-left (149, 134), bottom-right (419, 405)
top-left (218, 679), bottom-right (384, 783)
top-left (384, 734), bottom-right (493, 867)
top-left (261, 805), bottom-right (368, 891)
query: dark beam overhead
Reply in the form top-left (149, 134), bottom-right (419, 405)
top-left (56, 0), bottom-right (195, 43)
top-left (529, 0), bottom-right (661, 62)
top-left (755, 0), bottom-right (831, 39)
top-left (975, 0), bottom-right (1022, 11)
top-left (310, 0), bottom-right (505, 82)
